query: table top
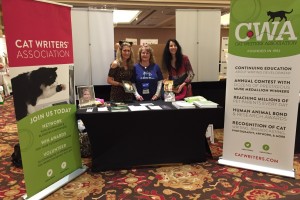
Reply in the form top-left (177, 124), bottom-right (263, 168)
top-left (76, 99), bottom-right (222, 114)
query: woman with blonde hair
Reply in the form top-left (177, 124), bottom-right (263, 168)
top-left (107, 40), bottom-right (135, 102)
top-left (131, 44), bottom-right (163, 101)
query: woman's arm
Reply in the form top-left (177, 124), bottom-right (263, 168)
top-left (183, 55), bottom-right (195, 83)
top-left (107, 61), bottom-right (122, 86)
top-left (107, 76), bottom-right (122, 86)
top-left (132, 83), bottom-right (143, 101)
top-left (152, 80), bottom-right (163, 100)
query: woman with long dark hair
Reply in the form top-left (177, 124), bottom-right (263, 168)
top-left (162, 39), bottom-right (195, 100)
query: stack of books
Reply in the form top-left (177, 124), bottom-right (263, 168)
top-left (184, 96), bottom-right (207, 103)
top-left (110, 102), bottom-right (129, 112)
top-left (172, 101), bottom-right (196, 109)
top-left (110, 106), bottom-right (129, 112)
top-left (184, 96), bottom-right (219, 108)
top-left (193, 100), bottom-right (219, 108)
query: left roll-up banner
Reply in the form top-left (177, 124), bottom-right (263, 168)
top-left (2, 0), bottom-right (87, 199)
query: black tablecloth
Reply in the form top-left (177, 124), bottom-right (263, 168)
top-left (76, 100), bottom-right (224, 172)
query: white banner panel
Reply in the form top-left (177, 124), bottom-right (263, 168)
top-left (176, 9), bottom-right (221, 82)
top-left (218, 0), bottom-right (300, 178)
top-left (71, 8), bottom-right (114, 86)
top-left (3, 0), bottom-right (86, 198)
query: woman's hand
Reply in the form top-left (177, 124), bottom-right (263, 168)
top-left (151, 94), bottom-right (159, 100)
top-left (173, 86), bottom-right (181, 93)
top-left (173, 83), bottom-right (186, 93)
top-left (135, 94), bottom-right (144, 101)
top-left (162, 79), bottom-right (169, 84)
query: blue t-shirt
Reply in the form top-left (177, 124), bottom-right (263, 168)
top-left (131, 63), bottom-right (163, 100)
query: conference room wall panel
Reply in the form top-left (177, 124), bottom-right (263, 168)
top-left (114, 28), bottom-right (175, 45)
top-left (71, 9), bottom-right (91, 86)
top-left (71, 8), bottom-right (114, 86)
top-left (115, 28), bottom-right (229, 66)
top-left (176, 9), bottom-right (221, 82)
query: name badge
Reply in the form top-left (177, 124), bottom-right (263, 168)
top-left (142, 83), bottom-right (150, 94)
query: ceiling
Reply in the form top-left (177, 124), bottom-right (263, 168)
top-left (0, 0), bottom-right (231, 32)
top-left (53, 0), bottom-right (231, 28)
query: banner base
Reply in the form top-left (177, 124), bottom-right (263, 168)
top-left (218, 158), bottom-right (295, 178)
top-left (22, 165), bottom-right (88, 200)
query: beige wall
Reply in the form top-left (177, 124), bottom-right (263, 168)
top-left (114, 27), bottom-right (229, 60)
top-left (114, 27), bottom-right (229, 45)
top-left (114, 28), bottom-right (175, 45)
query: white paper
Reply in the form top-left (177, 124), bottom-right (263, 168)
top-left (140, 103), bottom-right (154, 106)
top-left (86, 107), bottom-right (94, 112)
top-left (97, 107), bottom-right (109, 112)
top-left (148, 105), bottom-right (162, 110)
top-left (128, 105), bottom-right (149, 111)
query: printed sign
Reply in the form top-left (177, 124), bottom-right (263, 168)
top-left (2, 0), bottom-right (84, 198)
top-left (219, 0), bottom-right (300, 178)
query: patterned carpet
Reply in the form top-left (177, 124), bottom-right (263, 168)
top-left (1, 96), bottom-right (300, 200)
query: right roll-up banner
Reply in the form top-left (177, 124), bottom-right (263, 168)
top-left (218, 0), bottom-right (300, 178)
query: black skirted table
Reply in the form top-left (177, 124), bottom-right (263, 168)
top-left (76, 100), bottom-right (224, 172)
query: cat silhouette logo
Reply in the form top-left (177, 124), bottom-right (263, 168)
top-left (267, 9), bottom-right (293, 22)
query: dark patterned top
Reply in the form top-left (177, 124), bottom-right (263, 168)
top-left (108, 66), bottom-right (134, 102)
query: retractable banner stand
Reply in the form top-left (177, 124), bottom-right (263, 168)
top-left (2, 0), bottom-right (87, 199)
top-left (218, 0), bottom-right (300, 178)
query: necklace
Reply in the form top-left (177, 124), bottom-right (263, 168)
top-left (140, 62), bottom-right (149, 68)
